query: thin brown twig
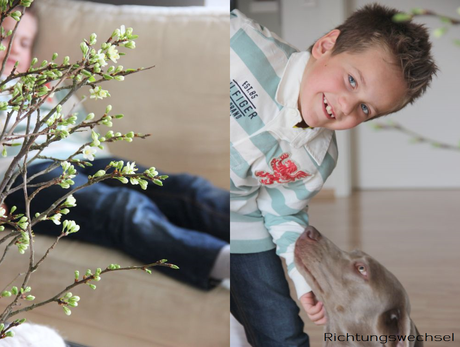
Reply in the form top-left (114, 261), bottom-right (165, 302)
top-left (8, 260), bottom-right (178, 318)
top-left (374, 121), bottom-right (460, 152)
top-left (0, 235), bottom-right (20, 267)
top-left (413, 10), bottom-right (460, 25)
top-left (0, 6), bottom-right (24, 77)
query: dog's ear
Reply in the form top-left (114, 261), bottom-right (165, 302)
top-left (378, 308), bottom-right (421, 347)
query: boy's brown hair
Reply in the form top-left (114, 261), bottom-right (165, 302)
top-left (309, 3), bottom-right (437, 113)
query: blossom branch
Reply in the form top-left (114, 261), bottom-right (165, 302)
top-left (7, 259), bottom-right (179, 318)
top-left (372, 121), bottom-right (460, 151)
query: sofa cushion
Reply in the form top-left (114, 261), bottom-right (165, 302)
top-left (34, 0), bottom-right (229, 189)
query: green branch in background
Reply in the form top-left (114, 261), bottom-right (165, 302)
top-left (393, 7), bottom-right (460, 46)
top-left (372, 121), bottom-right (460, 152)
top-left (375, 7), bottom-right (460, 153)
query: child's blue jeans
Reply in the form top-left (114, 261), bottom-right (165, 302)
top-left (6, 158), bottom-right (229, 290)
top-left (231, 249), bottom-right (310, 346)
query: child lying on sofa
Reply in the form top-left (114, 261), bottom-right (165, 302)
top-left (1, 6), bottom-right (230, 291)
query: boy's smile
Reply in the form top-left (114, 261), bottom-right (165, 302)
top-left (298, 30), bottom-right (407, 131)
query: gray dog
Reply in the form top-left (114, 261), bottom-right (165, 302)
top-left (294, 226), bottom-right (422, 347)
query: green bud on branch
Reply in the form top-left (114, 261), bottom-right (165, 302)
top-left (10, 11), bottom-right (22, 21)
top-left (80, 42), bottom-right (89, 56)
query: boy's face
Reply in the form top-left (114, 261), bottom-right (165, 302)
top-left (299, 30), bottom-right (407, 130)
top-left (0, 11), bottom-right (37, 75)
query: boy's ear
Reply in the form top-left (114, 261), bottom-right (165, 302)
top-left (311, 29), bottom-right (340, 59)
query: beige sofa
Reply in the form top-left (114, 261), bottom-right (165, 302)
top-left (0, 1), bottom-right (229, 346)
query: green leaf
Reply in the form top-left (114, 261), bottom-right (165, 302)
top-left (439, 16), bottom-right (451, 24)
top-left (153, 179), bottom-right (163, 186)
top-left (1, 291), bottom-right (11, 297)
top-left (411, 8), bottom-right (425, 15)
top-left (433, 27), bottom-right (448, 38)
top-left (453, 39), bottom-right (460, 47)
top-left (392, 13), bottom-right (412, 22)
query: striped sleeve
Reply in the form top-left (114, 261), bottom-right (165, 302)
top-left (257, 147), bottom-right (337, 298)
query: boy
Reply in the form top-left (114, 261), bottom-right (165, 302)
top-left (230, 4), bottom-right (436, 346)
top-left (1, 7), bottom-right (230, 290)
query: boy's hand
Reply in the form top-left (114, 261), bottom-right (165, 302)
top-left (300, 291), bottom-right (327, 325)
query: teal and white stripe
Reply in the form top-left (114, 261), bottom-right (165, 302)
top-left (230, 10), bottom-right (338, 298)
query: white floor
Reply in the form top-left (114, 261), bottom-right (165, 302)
top-left (230, 315), bottom-right (251, 347)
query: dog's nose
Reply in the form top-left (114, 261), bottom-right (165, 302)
top-left (305, 226), bottom-right (320, 241)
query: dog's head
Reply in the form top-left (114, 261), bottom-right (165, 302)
top-left (294, 226), bottom-right (422, 347)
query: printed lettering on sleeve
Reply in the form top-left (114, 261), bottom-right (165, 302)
top-left (230, 79), bottom-right (259, 120)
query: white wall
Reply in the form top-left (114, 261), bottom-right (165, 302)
top-left (353, 0), bottom-right (460, 189)
top-left (235, 0), bottom-right (282, 37)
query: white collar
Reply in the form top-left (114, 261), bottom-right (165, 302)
top-left (273, 51), bottom-right (334, 166)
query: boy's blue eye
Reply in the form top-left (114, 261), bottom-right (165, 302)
top-left (348, 75), bottom-right (356, 88)
top-left (361, 104), bottom-right (369, 115)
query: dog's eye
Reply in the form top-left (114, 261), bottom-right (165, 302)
top-left (356, 264), bottom-right (367, 277)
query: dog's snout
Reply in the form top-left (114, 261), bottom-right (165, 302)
top-left (305, 226), bottom-right (320, 241)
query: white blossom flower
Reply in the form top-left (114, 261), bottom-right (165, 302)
top-left (89, 86), bottom-right (110, 100)
top-left (83, 145), bottom-right (96, 161)
top-left (62, 220), bottom-right (80, 235)
top-left (65, 195), bottom-right (77, 208)
top-left (93, 49), bottom-right (107, 67)
top-left (122, 161), bottom-right (137, 175)
top-left (106, 44), bottom-right (120, 63)
top-left (49, 213), bottom-right (62, 225)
